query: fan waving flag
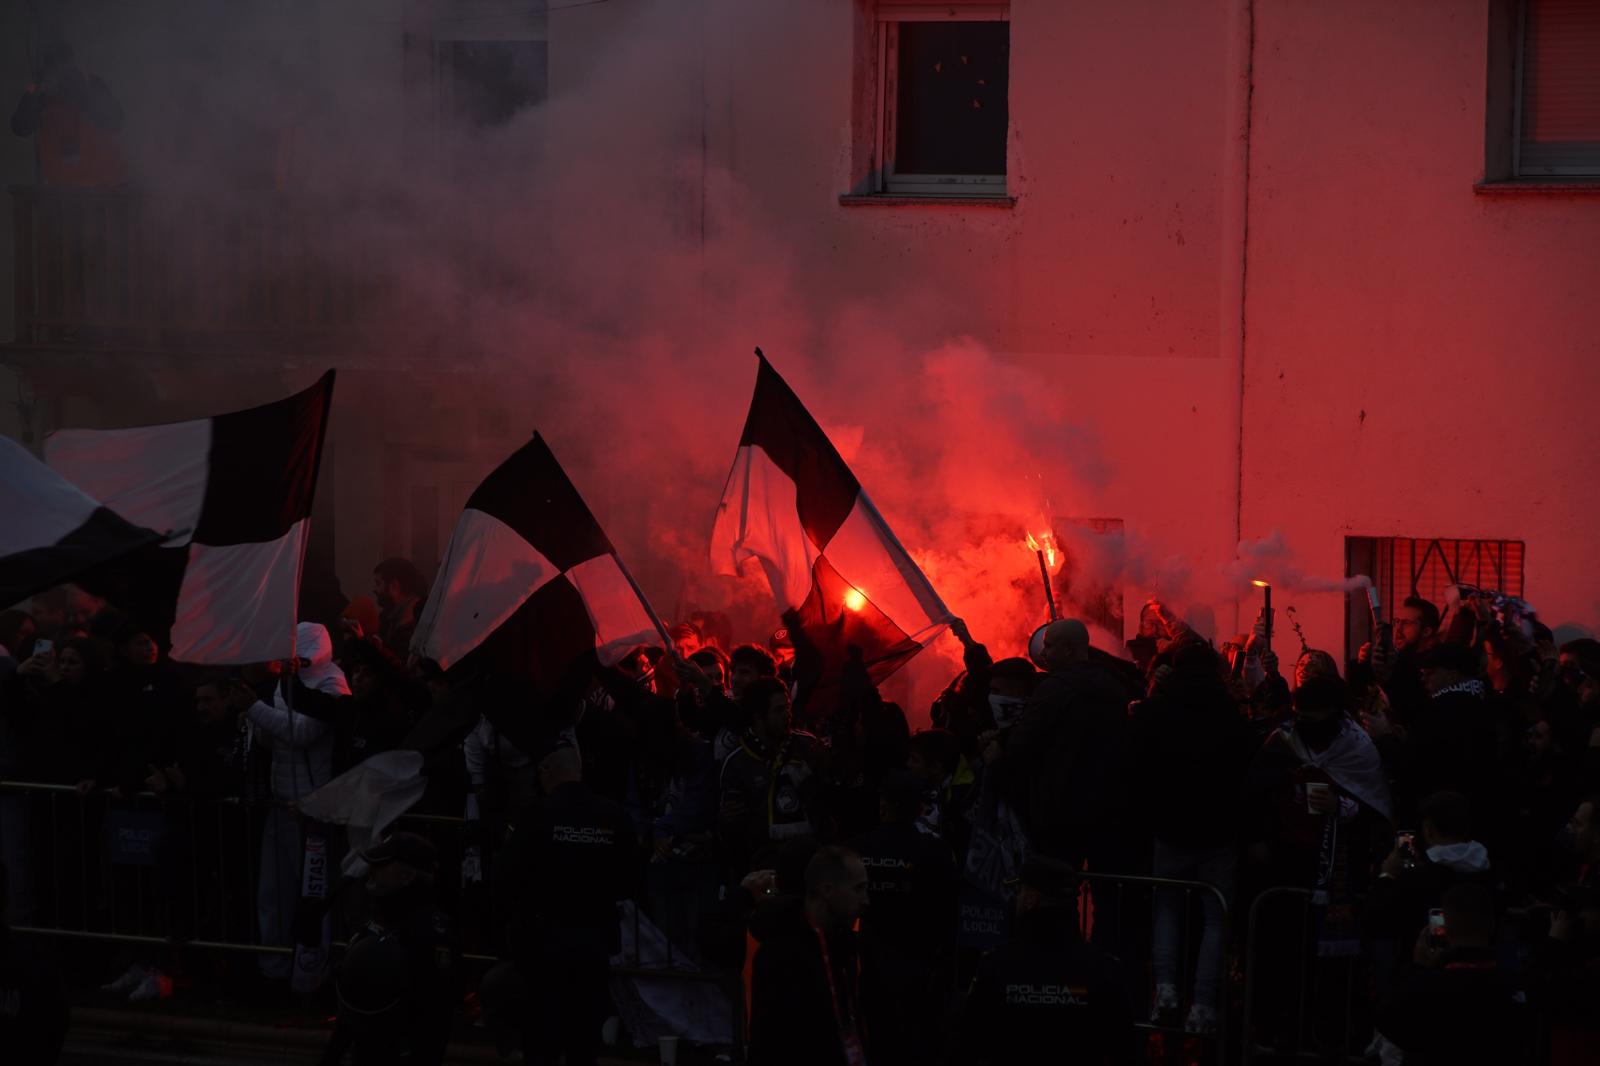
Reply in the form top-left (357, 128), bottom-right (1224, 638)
top-left (410, 432), bottom-right (663, 703)
top-left (711, 352), bottom-right (952, 696)
top-left (45, 372), bottom-right (335, 663)
top-left (0, 436), bottom-right (165, 606)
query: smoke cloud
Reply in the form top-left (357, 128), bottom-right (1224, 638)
top-left (16, 0), bottom-right (1320, 718)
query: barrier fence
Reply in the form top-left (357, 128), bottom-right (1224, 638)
top-left (0, 781), bottom-right (1556, 1064)
top-left (0, 779), bottom-right (741, 1048)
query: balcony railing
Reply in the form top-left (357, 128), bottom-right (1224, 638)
top-left (10, 185), bottom-right (391, 352)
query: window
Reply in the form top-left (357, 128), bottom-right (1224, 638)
top-left (1344, 536), bottom-right (1526, 658)
top-left (1485, 0), bottom-right (1600, 182)
top-left (1516, 0), bottom-right (1600, 175)
top-left (873, 2), bottom-right (1010, 197)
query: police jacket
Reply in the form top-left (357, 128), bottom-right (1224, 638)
top-left (956, 907), bottom-right (1134, 1065)
top-left (849, 819), bottom-right (959, 964)
top-left (499, 779), bottom-right (636, 955)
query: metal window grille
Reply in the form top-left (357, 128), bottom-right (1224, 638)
top-left (1345, 536), bottom-right (1526, 659)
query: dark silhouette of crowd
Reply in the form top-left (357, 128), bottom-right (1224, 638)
top-left (2, 568), bottom-right (1599, 1066)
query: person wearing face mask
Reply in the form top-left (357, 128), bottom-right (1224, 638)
top-left (908, 727), bottom-right (979, 856)
top-left (1247, 674), bottom-right (1393, 967)
top-left (1129, 640), bottom-right (1255, 1034)
top-left (322, 831), bottom-right (459, 1066)
top-left (1243, 675), bottom-right (1393, 1045)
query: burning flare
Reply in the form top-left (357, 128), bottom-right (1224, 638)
top-left (1026, 529), bottom-right (1060, 571)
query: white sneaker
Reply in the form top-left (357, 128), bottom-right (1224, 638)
top-left (1184, 1003), bottom-right (1218, 1035)
top-left (128, 973), bottom-right (164, 1002)
top-left (101, 964), bottom-right (149, 994)
top-left (1149, 983), bottom-right (1179, 1026)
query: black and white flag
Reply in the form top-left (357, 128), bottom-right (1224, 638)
top-left (0, 436), bottom-right (163, 607)
top-left (411, 432), bottom-right (662, 701)
top-left (45, 372), bottom-right (335, 663)
top-left (711, 352), bottom-right (952, 694)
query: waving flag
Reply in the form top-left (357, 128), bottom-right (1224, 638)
top-left (0, 436), bottom-right (164, 606)
top-left (410, 433), bottom-right (663, 703)
top-left (711, 352), bottom-right (952, 696)
top-left (45, 372), bottom-right (334, 663)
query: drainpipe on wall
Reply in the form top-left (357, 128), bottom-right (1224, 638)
top-left (1223, 0), bottom-right (1255, 638)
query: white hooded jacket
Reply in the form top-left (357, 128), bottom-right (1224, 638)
top-left (245, 622), bottom-right (351, 802)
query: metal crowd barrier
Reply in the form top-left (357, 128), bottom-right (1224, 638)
top-left (0, 779), bottom-right (742, 1049)
top-left (1241, 886), bottom-right (1549, 1066)
top-left (1026, 858), bottom-right (1235, 1064)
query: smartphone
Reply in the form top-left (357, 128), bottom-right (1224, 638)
top-left (1396, 830), bottom-right (1417, 870)
top-left (1427, 908), bottom-right (1447, 947)
top-left (32, 637), bottom-right (53, 657)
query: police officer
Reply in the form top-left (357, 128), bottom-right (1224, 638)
top-left (498, 731), bottom-right (636, 1066)
top-left (955, 857), bottom-right (1134, 1065)
top-left (324, 832), bottom-right (459, 1066)
top-left (850, 768), bottom-right (960, 1066)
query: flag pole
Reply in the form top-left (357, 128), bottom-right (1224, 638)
top-left (609, 549), bottom-right (675, 651)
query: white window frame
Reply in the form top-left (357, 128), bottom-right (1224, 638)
top-left (876, 4), bottom-right (1011, 197)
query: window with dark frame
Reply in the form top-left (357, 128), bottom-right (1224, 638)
top-left (876, 6), bottom-right (1010, 197)
top-left (1344, 536), bottom-right (1526, 661)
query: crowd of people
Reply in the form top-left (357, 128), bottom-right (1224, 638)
top-left (1, 563), bottom-right (1599, 1065)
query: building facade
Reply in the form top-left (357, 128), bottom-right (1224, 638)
top-left (3, 1), bottom-right (1596, 693)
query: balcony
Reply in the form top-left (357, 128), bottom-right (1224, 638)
top-left (9, 185), bottom-right (393, 355)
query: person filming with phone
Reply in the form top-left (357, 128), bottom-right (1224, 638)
top-left (1373, 882), bottom-right (1517, 1066)
top-left (1366, 790), bottom-right (1494, 996)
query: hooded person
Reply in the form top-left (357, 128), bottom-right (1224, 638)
top-left (1365, 789), bottom-right (1495, 997)
top-left (231, 622), bottom-right (351, 982)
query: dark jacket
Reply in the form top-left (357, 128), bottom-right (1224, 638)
top-left (169, 714), bottom-right (245, 798)
top-left (849, 820), bottom-right (959, 964)
top-left (1365, 842), bottom-right (1495, 945)
top-left (1001, 661), bottom-right (1130, 861)
top-left (718, 730), bottom-right (820, 874)
top-left (748, 899), bottom-right (866, 1066)
top-left (329, 886), bottom-right (461, 1066)
top-left (1394, 683), bottom-right (1499, 822)
top-left (1375, 948), bottom-right (1520, 1066)
top-left (955, 906), bottom-right (1134, 1065)
top-left (1128, 680), bottom-right (1254, 850)
top-left (498, 779), bottom-right (636, 958)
